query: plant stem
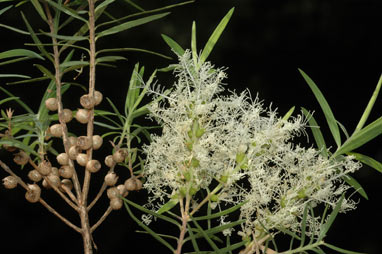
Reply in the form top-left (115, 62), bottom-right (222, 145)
top-left (175, 195), bottom-right (191, 254)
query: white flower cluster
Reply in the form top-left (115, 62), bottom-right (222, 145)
top-left (143, 50), bottom-right (361, 237)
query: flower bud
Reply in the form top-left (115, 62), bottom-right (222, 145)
top-left (104, 155), bottom-right (115, 168)
top-left (94, 91), bottom-right (103, 106)
top-left (76, 153), bottom-right (88, 167)
top-left (37, 160), bottom-right (52, 176)
top-left (113, 149), bottom-right (127, 163)
top-left (68, 146), bottom-right (81, 160)
top-left (56, 153), bottom-right (69, 166)
top-left (49, 124), bottom-right (63, 138)
top-left (59, 165), bottom-right (74, 179)
top-left (62, 108), bottom-right (73, 123)
top-left (28, 170), bottom-right (42, 182)
top-left (107, 187), bottom-right (120, 199)
top-left (110, 197), bottom-right (123, 210)
top-left (92, 135), bottom-right (103, 150)
top-left (77, 136), bottom-right (92, 150)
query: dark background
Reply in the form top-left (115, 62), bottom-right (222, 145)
top-left (1, 0), bottom-right (382, 253)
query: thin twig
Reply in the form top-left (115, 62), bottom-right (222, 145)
top-left (0, 159), bottom-right (81, 233)
top-left (90, 206), bottom-right (113, 233)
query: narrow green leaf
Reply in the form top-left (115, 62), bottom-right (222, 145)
top-left (0, 5), bottom-right (12, 16)
top-left (21, 12), bottom-right (53, 62)
top-left (40, 30), bottom-right (88, 41)
top-left (0, 86), bottom-right (33, 113)
top-left (0, 49), bottom-right (44, 60)
top-left (31, 0), bottom-right (47, 22)
top-left (191, 219), bottom-right (220, 253)
top-left (123, 201), bottom-right (175, 252)
top-left (348, 152), bottom-right (382, 173)
top-left (34, 64), bottom-right (56, 81)
top-left (0, 57), bottom-right (36, 67)
top-left (318, 195), bottom-right (344, 242)
top-left (192, 201), bottom-right (247, 221)
top-left (334, 117), bottom-right (382, 157)
top-left (157, 199), bottom-right (179, 215)
top-left (97, 47), bottom-right (171, 60)
top-left (187, 224), bottom-right (201, 253)
top-left (0, 139), bottom-right (39, 156)
top-left (122, 0), bottom-right (144, 11)
top-left (161, 34), bottom-right (185, 56)
top-left (199, 7), bottom-right (234, 65)
top-left (0, 97), bottom-right (19, 105)
top-left (125, 63), bottom-right (140, 115)
top-left (123, 198), bottom-right (180, 227)
top-left (46, 0), bottom-right (88, 23)
top-left (302, 108), bottom-right (328, 157)
top-left (282, 106), bottom-right (295, 121)
top-left (106, 97), bottom-right (125, 125)
top-left (342, 174), bottom-right (368, 200)
top-left (191, 21), bottom-right (198, 68)
top-left (323, 243), bottom-right (366, 254)
top-left (60, 60), bottom-right (89, 68)
top-left (95, 55), bottom-right (127, 64)
top-left (0, 74), bottom-right (30, 79)
top-left (97, 12), bottom-right (170, 38)
top-left (95, 0), bottom-right (115, 14)
top-left (131, 69), bottom-right (157, 112)
top-left (354, 73), bottom-right (382, 133)
top-left (299, 69), bottom-right (341, 147)
top-left (0, 24), bottom-right (29, 35)
top-left (300, 203), bottom-right (309, 247)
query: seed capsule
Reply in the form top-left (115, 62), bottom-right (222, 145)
top-left (59, 165), bottom-right (74, 178)
top-left (25, 184), bottom-right (41, 203)
top-left (56, 153), bottom-right (69, 166)
top-left (2, 176), bottom-right (17, 189)
top-left (13, 150), bottom-right (29, 166)
top-left (62, 108), bottom-right (73, 123)
top-left (110, 197), bottom-right (123, 210)
top-left (117, 184), bottom-right (128, 196)
top-left (45, 97), bottom-right (58, 111)
top-left (68, 136), bottom-right (77, 147)
top-left (104, 172), bottom-right (118, 186)
top-left (51, 167), bottom-right (59, 176)
top-left (77, 136), bottom-right (92, 150)
top-left (60, 179), bottom-right (73, 192)
top-left (68, 146), bottom-right (81, 160)
top-left (76, 153), bottom-right (88, 167)
top-left (80, 94), bottom-right (95, 109)
top-left (86, 159), bottom-right (101, 173)
top-left (28, 170), bottom-right (42, 182)
top-left (113, 149), bottom-right (127, 163)
top-left (124, 177), bottom-right (142, 191)
top-left (92, 135), bottom-right (103, 150)
top-left (45, 174), bottom-right (61, 189)
top-left (94, 91), bottom-right (103, 106)
top-left (37, 160), bottom-right (52, 176)
top-left (75, 108), bottom-right (89, 124)
top-left (104, 155), bottom-right (115, 168)
top-left (107, 187), bottom-right (120, 199)
top-left (49, 124), bottom-right (63, 138)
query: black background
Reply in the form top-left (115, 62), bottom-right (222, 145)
top-left (1, 0), bottom-right (382, 253)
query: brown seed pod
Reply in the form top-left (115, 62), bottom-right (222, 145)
top-left (28, 169), bottom-right (42, 182)
top-left (76, 153), bottom-right (88, 167)
top-left (68, 146), bottom-right (81, 160)
top-left (51, 167), bottom-right (59, 176)
top-left (59, 165), bottom-right (74, 179)
top-left (56, 153), bottom-right (69, 166)
top-left (77, 136), bottom-right (92, 150)
top-left (112, 149), bottom-right (127, 163)
top-left (117, 184), bottom-right (128, 196)
top-left (44, 174), bottom-right (61, 189)
top-left (92, 135), bottom-right (103, 150)
top-left (62, 108), bottom-right (73, 123)
top-left (104, 172), bottom-right (118, 186)
top-left (109, 197), bottom-right (123, 210)
top-left (86, 159), bottom-right (101, 173)
top-left (13, 150), bottom-right (29, 166)
top-left (37, 160), bottom-right (52, 176)
top-left (25, 184), bottom-right (41, 203)
top-left (107, 187), bottom-right (120, 199)
top-left (104, 155), bottom-right (115, 168)
top-left (45, 97), bottom-right (58, 111)
top-left (60, 179), bottom-right (73, 192)
top-left (124, 177), bottom-right (142, 191)
top-left (49, 124), bottom-right (63, 138)
top-left (94, 91), bottom-right (103, 106)
top-left (2, 176), bottom-right (18, 189)
top-left (75, 108), bottom-right (89, 124)
top-left (68, 136), bottom-right (77, 147)
top-left (80, 94), bottom-right (95, 109)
